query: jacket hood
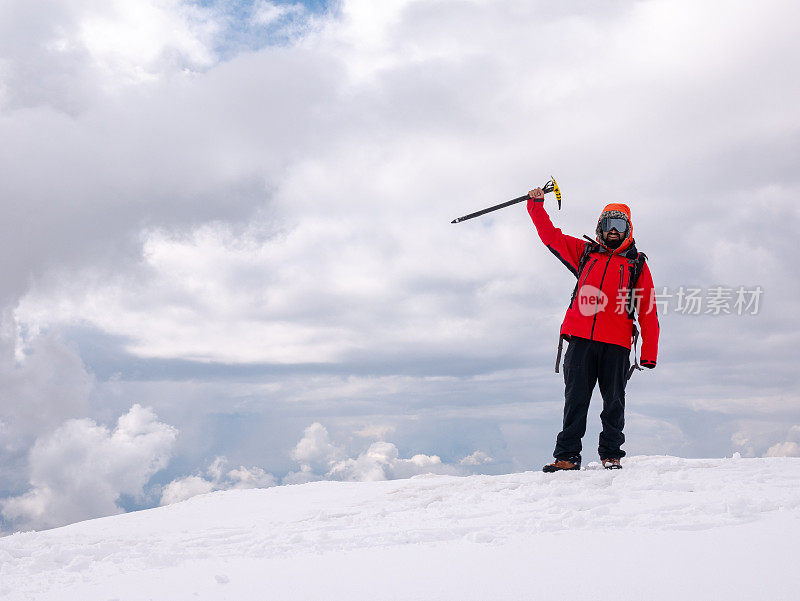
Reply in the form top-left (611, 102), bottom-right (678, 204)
top-left (596, 203), bottom-right (634, 254)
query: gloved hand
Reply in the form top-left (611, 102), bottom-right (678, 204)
top-left (641, 360), bottom-right (656, 369)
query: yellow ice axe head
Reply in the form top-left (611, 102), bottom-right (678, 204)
top-left (542, 177), bottom-right (562, 210)
top-left (552, 177), bottom-right (561, 210)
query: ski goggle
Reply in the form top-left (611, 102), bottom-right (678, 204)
top-left (600, 217), bottom-right (628, 233)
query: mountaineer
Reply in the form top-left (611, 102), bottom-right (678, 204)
top-left (527, 187), bottom-right (659, 471)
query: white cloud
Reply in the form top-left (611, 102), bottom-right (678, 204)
top-left (160, 456), bottom-right (277, 505)
top-left (460, 450), bottom-right (494, 466)
top-left (731, 431), bottom-right (754, 457)
top-left (226, 465), bottom-right (276, 488)
top-left (289, 422), bottom-right (346, 474)
top-left (0, 326), bottom-right (93, 450)
top-left (284, 423), bottom-right (470, 484)
top-left (731, 422), bottom-right (800, 458)
top-left (765, 442), bottom-right (800, 458)
top-left (76, 0), bottom-right (216, 87)
top-left (625, 414), bottom-right (690, 457)
top-left (1, 404), bottom-right (177, 531)
top-left (327, 440), bottom-right (458, 481)
top-left (355, 424), bottom-right (396, 440)
top-left (282, 464), bottom-right (320, 486)
top-left (251, 1), bottom-right (305, 27)
top-left (764, 425), bottom-right (800, 458)
top-left (159, 475), bottom-right (215, 505)
top-left (0, 0), bottom-right (219, 113)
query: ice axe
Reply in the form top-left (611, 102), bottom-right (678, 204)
top-left (451, 177), bottom-right (561, 224)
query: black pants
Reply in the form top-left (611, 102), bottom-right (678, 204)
top-left (554, 337), bottom-right (629, 461)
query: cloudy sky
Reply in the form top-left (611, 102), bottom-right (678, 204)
top-left (1, 0), bottom-right (798, 531)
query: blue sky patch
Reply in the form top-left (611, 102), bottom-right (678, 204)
top-left (189, 0), bottom-right (337, 58)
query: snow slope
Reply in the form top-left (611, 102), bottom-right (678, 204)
top-left (1, 456), bottom-right (799, 600)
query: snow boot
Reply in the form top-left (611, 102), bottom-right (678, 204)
top-left (543, 456), bottom-right (581, 472)
top-left (601, 457), bottom-right (622, 470)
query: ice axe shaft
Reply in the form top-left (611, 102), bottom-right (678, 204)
top-left (451, 177), bottom-right (561, 224)
top-left (450, 194), bottom-right (529, 224)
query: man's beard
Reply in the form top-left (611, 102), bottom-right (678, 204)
top-left (604, 236), bottom-right (623, 249)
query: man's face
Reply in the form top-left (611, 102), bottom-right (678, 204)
top-left (602, 227), bottom-right (627, 249)
top-left (600, 216), bottom-right (628, 248)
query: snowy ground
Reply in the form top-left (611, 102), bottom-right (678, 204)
top-left (1, 455), bottom-right (799, 600)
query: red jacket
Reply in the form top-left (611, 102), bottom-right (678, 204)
top-left (528, 199), bottom-right (659, 365)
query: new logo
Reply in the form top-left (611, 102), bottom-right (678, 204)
top-left (577, 285), bottom-right (608, 316)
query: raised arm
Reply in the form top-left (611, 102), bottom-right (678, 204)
top-left (527, 188), bottom-right (587, 277)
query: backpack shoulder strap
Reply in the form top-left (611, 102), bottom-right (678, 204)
top-left (568, 240), bottom-right (600, 308)
top-left (576, 240), bottom-right (601, 278)
top-left (625, 251), bottom-right (648, 319)
top-left (626, 251), bottom-right (649, 379)
top-left (632, 251), bottom-right (648, 286)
